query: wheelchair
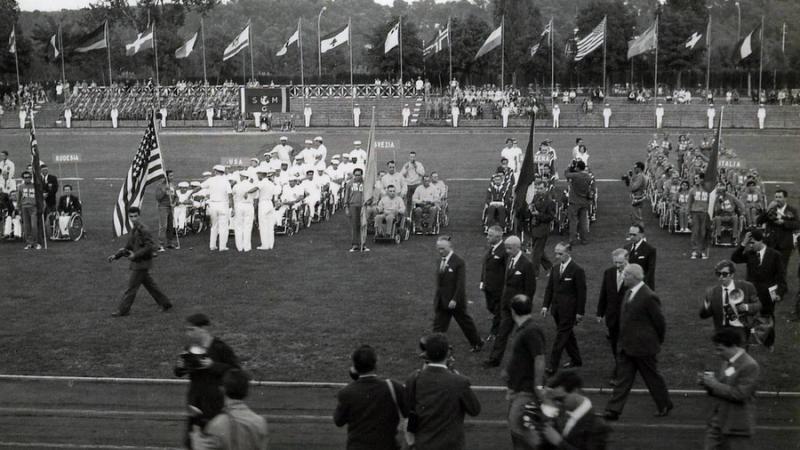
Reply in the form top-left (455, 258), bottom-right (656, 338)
top-left (555, 189), bottom-right (570, 235)
top-left (46, 212), bottom-right (85, 241)
top-left (275, 205), bottom-right (301, 236)
top-left (712, 213), bottom-right (743, 247)
top-left (373, 213), bottom-right (411, 244)
top-left (482, 202), bottom-right (511, 234)
top-left (188, 205), bottom-right (208, 234)
top-left (412, 203), bottom-right (441, 235)
top-left (317, 188), bottom-right (335, 222)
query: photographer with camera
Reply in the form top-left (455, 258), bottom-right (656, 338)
top-left (700, 260), bottom-right (761, 342)
top-left (175, 313), bottom-right (241, 449)
top-left (405, 333), bottom-right (481, 450)
top-left (523, 370), bottom-right (608, 449)
top-left (334, 345), bottom-right (408, 450)
top-left (564, 160), bottom-right (593, 245)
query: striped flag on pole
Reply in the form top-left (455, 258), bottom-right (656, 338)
top-left (360, 108), bottom-right (377, 248)
top-left (9, 26), bottom-right (16, 54)
top-left (223, 23), bottom-right (250, 61)
top-left (29, 126), bottom-right (46, 246)
top-left (112, 117), bottom-right (166, 237)
top-left (574, 17), bottom-right (605, 61)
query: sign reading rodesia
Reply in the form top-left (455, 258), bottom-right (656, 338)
top-left (240, 87), bottom-right (290, 114)
top-left (54, 154), bottom-right (81, 163)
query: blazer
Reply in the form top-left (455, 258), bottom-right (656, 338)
top-left (334, 377), bottom-right (407, 450)
top-left (42, 174), bottom-right (59, 206)
top-left (480, 243), bottom-right (507, 294)
top-left (700, 280), bottom-right (762, 330)
top-left (731, 245), bottom-right (786, 316)
top-left (434, 253), bottom-right (467, 310)
top-left (57, 194), bottom-right (82, 215)
top-left (501, 252), bottom-right (537, 305)
top-left (618, 284), bottom-right (665, 357)
top-left (543, 260), bottom-right (587, 322)
top-left (405, 366), bottom-right (481, 450)
top-left (597, 267), bottom-right (626, 330)
top-left (119, 223), bottom-right (157, 270)
top-left (707, 351), bottom-right (760, 436)
top-left (757, 204), bottom-right (800, 251)
top-left (625, 240), bottom-right (657, 289)
top-left (528, 193), bottom-right (556, 238)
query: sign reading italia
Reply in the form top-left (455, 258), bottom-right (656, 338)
top-left (240, 87), bottom-right (290, 114)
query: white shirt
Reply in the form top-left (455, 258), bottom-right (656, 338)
top-left (350, 149), bottom-right (367, 166)
top-left (757, 246), bottom-right (766, 265)
top-left (326, 165), bottom-right (345, 183)
top-left (603, 107), bottom-right (612, 117)
top-left (232, 180), bottom-right (254, 205)
top-left (0, 160), bottom-right (15, 178)
top-left (628, 281), bottom-right (645, 300)
top-left (254, 179), bottom-right (279, 208)
top-left (300, 179), bottom-right (320, 198)
top-left (501, 147), bottom-right (520, 171)
top-left (440, 251), bottom-right (454, 271)
top-left (508, 251), bottom-right (521, 269)
top-left (200, 175), bottom-right (232, 203)
top-left (296, 148), bottom-right (316, 166)
top-left (560, 257), bottom-right (572, 275)
top-left (315, 144), bottom-right (328, 162)
top-left (271, 144), bottom-right (293, 163)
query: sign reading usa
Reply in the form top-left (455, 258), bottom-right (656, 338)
top-left (240, 87), bottom-right (290, 114)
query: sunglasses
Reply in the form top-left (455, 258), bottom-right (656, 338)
top-left (716, 271), bottom-right (732, 278)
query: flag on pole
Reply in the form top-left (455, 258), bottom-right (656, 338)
top-left (112, 117), bottom-right (166, 237)
top-left (574, 17), bottom-right (605, 61)
top-left (276, 26), bottom-right (300, 56)
top-left (384, 21), bottom-right (400, 54)
top-left (627, 19), bottom-right (657, 59)
top-left (530, 19), bottom-right (552, 57)
top-left (49, 33), bottom-right (60, 58)
top-left (423, 25), bottom-right (449, 58)
top-left (74, 22), bottom-right (108, 53)
top-left (222, 23), bottom-right (250, 61)
top-left (8, 26), bottom-right (16, 54)
top-left (683, 30), bottom-right (704, 50)
top-left (29, 127), bottom-right (46, 246)
top-left (737, 25), bottom-right (760, 60)
top-left (782, 23), bottom-right (786, 54)
top-left (703, 108), bottom-right (723, 192)
top-left (475, 24), bottom-right (502, 59)
top-left (320, 24), bottom-right (349, 53)
top-left (125, 25), bottom-right (154, 56)
top-left (360, 109), bottom-right (377, 248)
top-left (513, 114), bottom-right (536, 217)
top-left (174, 29), bottom-right (198, 59)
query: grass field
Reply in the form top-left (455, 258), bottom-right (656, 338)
top-left (1, 127), bottom-right (798, 392)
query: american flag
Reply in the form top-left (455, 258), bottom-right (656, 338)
top-left (574, 17), bottom-right (606, 61)
top-left (112, 118), bottom-right (165, 237)
top-left (29, 126), bottom-right (46, 245)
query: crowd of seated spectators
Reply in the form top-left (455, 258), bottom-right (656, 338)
top-left (0, 82), bottom-right (50, 114)
top-left (425, 84), bottom-right (550, 120)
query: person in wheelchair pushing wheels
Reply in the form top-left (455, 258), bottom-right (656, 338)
top-left (485, 172), bottom-right (512, 231)
top-left (412, 176), bottom-right (441, 235)
top-left (374, 185), bottom-right (406, 236)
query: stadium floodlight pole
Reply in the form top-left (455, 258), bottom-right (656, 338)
top-left (317, 6), bottom-right (326, 82)
top-left (106, 21), bottom-right (113, 86)
top-left (201, 16), bottom-right (208, 85)
top-left (248, 20), bottom-right (255, 82)
top-left (758, 15), bottom-right (763, 101)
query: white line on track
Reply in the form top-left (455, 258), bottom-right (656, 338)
top-left (0, 443), bottom-right (180, 450)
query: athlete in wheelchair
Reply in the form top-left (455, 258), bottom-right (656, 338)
top-left (173, 181), bottom-right (194, 236)
top-left (711, 184), bottom-right (745, 246)
top-left (48, 184), bottom-right (84, 241)
top-left (483, 171), bottom-right (512, 233)
top-left (411, 175), bottom-right (441, 235)
top-left (275, 177), bottom-right (303, 235)
top-left (373, 185), bottom-right (410, 244)
top-left (0, 192), bottom-right (21, 240)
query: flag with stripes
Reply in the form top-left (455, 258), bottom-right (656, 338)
top-left (360, 110), bottom-right (377, 248)
top-left (530, 19), bottom-right (552, 57)
top-left (125, 25), bottom-right (154, 56)
top-left (423, 25), bottom-right (449, 58)
top-left (574, 17), bottom-right (605, 61)
top-left (276, 25), bottom-right (299, 56)
top-left (75, 22), bottom-right (108, 53)
top-left (223, 23), bottom-right (250, 61)
top-left (29, 127), bottom-right (46, 245)
top-left (384, 20), bottom-right (400, 54)
top-left (112, 118), bottom-right (166, 237)
top-left (627, 19), bottom-right (657, 59)
top-left (174, 29), bottom-right (198, 59)
top-left (8, 26), bottom-right (16, 54)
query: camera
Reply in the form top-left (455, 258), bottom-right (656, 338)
top-left (621, 170), bottom-right (633, 186)
top-left (521, 401), bottom-right (560, 431)
top-left (179, 345), bottom-right (207, 370)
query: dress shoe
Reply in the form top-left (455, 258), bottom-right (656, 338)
top-left (482, 359), bottom-right (500, 369)
top-left (470, 343), bottom-right (483, 353)
top-left (654, 404), bottom-right (673, 417)
top-left (562, 361), bottom-right (583, 369)
top-left (603, 411), bottom-right (620, 421)
top-left (111, 312), bottom-right (129, 317)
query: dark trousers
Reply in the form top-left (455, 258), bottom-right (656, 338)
top-left (484, 289), bottom-right (502, 336)
top-left (117, 269), bottom-right (172, 314)
top-left (158, 206), bottom-right (177, 247)
top-left (605, 351), bottom-right (672, 415)
top-left (549, 313), bottom-right (582, 369)
top-left (568, 203), bottom-right (589, 243)
top-left (488, 302), bottom-right (513, 363)
top-left (776, 246), bottom-right (792, 277)
top-left (433, 307), bottom-right (481, 347)
top-left (406, 184), bottom-right (420, 213)
top-left (349, 206), bottom-right (362, 246)
top-left (486, 204), bottom-right (506, 227)
top-left (606, 324), bottom-right (620, 377)
top-left (530, 234), bottom-right (552, 276)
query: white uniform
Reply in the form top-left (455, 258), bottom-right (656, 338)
top-left (315, 143), bottom-right (328, 162)
top-left (300, 178), bottom-right (321, 212)
top-left (271, 143), bottom-right (293, 164)
top-left (159, 108), bottom-right (167, 127)
top-left (501, 105), bottom-right (510, 128)
top-left (232, 179), bottom-right (255, 252)
top-left (200, 175), bottom-right (232, 251)
top-left (603, 107), bottom-right (612, 128)
top-left (353, 106), bottom-right (361, 127)
top-left (253, 112), bottom-right (261, 128)
top-left (206, 107), bottom-right (214, 127)
top-left (501, 146), bottom-right (522, 173)
top-left (707, 107), bottom-right (716, 129)
top-left (255, 178), bottom-right (279, 250)
top-left (110, 108), bottom-right (119, 128)
top-left (757, 107), bottom-right (766, 129)
top-left (64, 108), bottom-right (72, 128)
top-left (174, 190), bottom-right (192, 230)
top-left (326, 165), bottom-right (345, 203)
top-left (303, 106), bottom-right (312, 127)
top-left (655, 106), bottom-right (664, 129)
top-left (18, 109), bottom-right (26, 129)
top-left (451, 105), bottom-right (459, 127)
top-left (552, 105), bottom-right (560, 128)
top-left (276, 183), bottom-right (302, 220)
top-left (349, 149), bottom-right (367, 167)
top-left (402, 106), bottom-right (411, 127)
top-left (296, 148), bottom-right (316, 166)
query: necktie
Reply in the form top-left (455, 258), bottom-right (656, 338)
top-left (509, 257), bottom-right (515, 270)
top-left (758, 252), bottom-right (763, 266)
top-left (723, 288), bottom-right (729, 326)
top-left (440, 257), bottom-right (447, 273)
top-left (616, 271), bottom-right (624, 291)
top-left (560, 263), bottom-right (566, 276)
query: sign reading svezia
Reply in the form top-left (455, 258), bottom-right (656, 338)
top-left (240, 87), bottom-right (290, 114)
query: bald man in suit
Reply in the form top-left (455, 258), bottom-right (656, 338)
top-left (433, 236), bottom-right (483, 352)
top-left (542, 242), bottom-right (586, 374)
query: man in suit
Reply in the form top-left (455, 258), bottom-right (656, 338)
top-left (700, 260), bottom-right (761, 340)
top-left (542, 242), bottom-right (586, 374)
top-left (596, 248), bottom-right (629, 385)
top-left (484, 235), bottom-right (536, 368)
top-left (107, 206), bottom-right (173, 317)
top-left (604, 264), bottom-right (673, 421)
top-left (40, 164), bottom-right (58, 215)
top-left (480, 225), bottom-right (507, 340)
top-left (757, 189), bottom-right (799, 272)
top-left (528, 178), bottom-right (556, 277)
top-left (699, 328), bottom-right (760, 450)
top-left (56, 185), bottom-right (82, 215)
top-left (405, 333), bottom-right (481, 450)
top-left (432, 236), bottom-right (483, 352)
top-left (564, 161), bottom-right (593, 245)
top-left (625, 224), bottom-right (656, 289)
top-left (334, 345), bottom-right (407, 450)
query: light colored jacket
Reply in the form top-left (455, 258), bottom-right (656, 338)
top-left (191, 400), bottom-right (269, 450)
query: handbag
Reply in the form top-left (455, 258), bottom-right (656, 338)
top-left (386, 379), bottom-right (412, 448)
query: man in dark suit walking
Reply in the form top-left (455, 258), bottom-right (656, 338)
top-left (484, 235), bottom-right (536, 368)
top-left (596, 248), bottom-right (629, 385)
top-left (480, 225), bottom-right (507, 340)
top-left (542, 242), bottom-right (586, 374)
top-left (699, 328), bottom-right (760, 449)
top-left (625, 224), bottom-right (656, 289)
top-left (433, 236), bottom-right (483, 352)
top-left (405, 334), bottom-right (481, 450)
top-left (564, 161), bottom-right (593, 245)
top-left (40, 164), bottom-right (58, 214)
top-left (757, 189), bottom-right (799, 272)
top-left (700, 260), bottom-right (761, 340)
top-left (334, 345), bottom-right (407, 450)
top-left (604, 264), bottom-right (672, 421)
top-left (528, 178), bottom-right (555, 276)
top-left (107, 206), bottom-right (172, 317)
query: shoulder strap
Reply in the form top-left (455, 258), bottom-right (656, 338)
top-left (386, 379), bottom-right (402, 419)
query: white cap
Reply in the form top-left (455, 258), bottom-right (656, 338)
top-left (250, 157), bottom-right (259, 162)
top-left (314, 136), bottom-right (323, 141)
top-left (342, 152), bottom-right (350, 158)
top-left (331, 154), bottom-right (341, 160)
top-left (202, 171), bottom-right (212, 177)
top-left (280, 136), bottom-right (288, 141)
top-left (213, 164), bottom-right (225, 172)
top-left (239, 171), bottom-right (249, 177)
top-left (304, 139), bottom-right (313, 144)
top-left (353, 140), bottom-right (362, 145)
top-left (177, 181), bottom-right (190, 188)
top-left (190, 181), bottom-right (201, 187)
